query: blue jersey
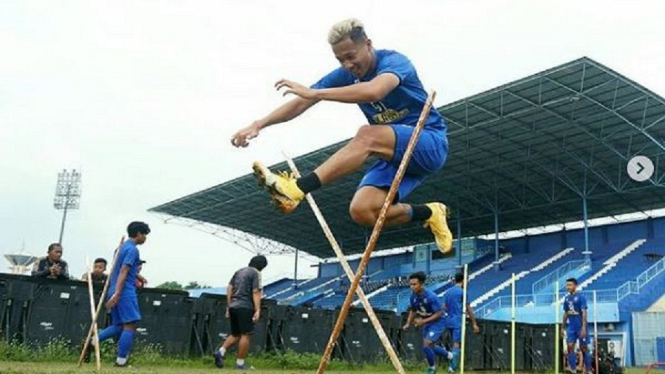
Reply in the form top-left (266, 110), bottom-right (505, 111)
top-left (311, 49), bottom-right (446, 132)
top-left (443, 285), bottom-right (464, 328)
top-left (108, 240), bottom-right (141, 298)
top-left (564, 292), bottom-right (587, 331)
top-left (410, 289), bottom-right (444, 326)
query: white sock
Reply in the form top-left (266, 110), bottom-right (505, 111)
top-left (448, 352), bottom-right (453, 360)
top-left (116, 357), bottom-right (128, 366)
top-left (237, 358), bottom-right (245, 366)
top-left (219, 347), bottom-right (226, 356)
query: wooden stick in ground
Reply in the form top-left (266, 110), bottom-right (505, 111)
top-left (77, 236), bottom-right (125, 366)
top-left (283, 152), bottom-right (406, 374)
top-left (316, 90), bottom-right (436, 374)
top-left (85, 257), bottom-right (102, 371)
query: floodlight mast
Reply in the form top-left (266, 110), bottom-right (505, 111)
top-left (53, 169), bottom-right (82, 245)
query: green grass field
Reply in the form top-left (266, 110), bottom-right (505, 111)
top-left (0, 362), bottom-right (650, 374)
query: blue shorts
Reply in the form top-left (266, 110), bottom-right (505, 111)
top-left (447, 327), bottom-right (462, 343)
top-left (359, 125), bottom-right (448, 201)
top-left (566, 328), bottom-right (589, 345)
top-left (423, 322), bottom-right (446, 342)
top-left (109, 295), bottom-right (142, 325)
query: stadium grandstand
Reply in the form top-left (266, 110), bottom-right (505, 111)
top-left (150, 57), bottom-right (665, 366)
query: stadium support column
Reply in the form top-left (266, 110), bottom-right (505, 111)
top-left (455, 218), bottom-right (463, 274)
top-left (294, 247), bottom-right (299, 289)
top-left (582, 195), bottom-right (592, 262)
top-left (493, 210), bottom-right (501, 271)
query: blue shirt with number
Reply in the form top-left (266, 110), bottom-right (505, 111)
top-left (409, 289), bottom-right (445, 328)
top-left (564, 292), bottom-right (587, 331)
top-left (311, 49), bottom-right (445, 132)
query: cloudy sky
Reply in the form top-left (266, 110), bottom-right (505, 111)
top-left (1, 0), bottom-right (664, 287)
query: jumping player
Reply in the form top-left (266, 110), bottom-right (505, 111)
top-left (89, 221), bottom-right (150, 367)
top-left (443, 273), bottom-right (480, 373)
top-left (231, 18), bottom-right (453, 254)
top-left (562, 278), bottom-right (591, 374)
top-left (403, 272), bottom-right (452, 374)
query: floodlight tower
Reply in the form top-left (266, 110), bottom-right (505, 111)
top-left (53, 169), bottom-right (82, 245)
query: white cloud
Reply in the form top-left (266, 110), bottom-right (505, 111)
top-left (1, 0), bottom-right (663, 286)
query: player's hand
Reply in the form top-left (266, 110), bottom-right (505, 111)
top-left (231, 122), bottom-right (261, 148)
top-left (275, 79), bottom-right (318, 100)
top-left (106, 293), bottom-right (120, 309)
top-left (402, 323), bottom-right (410, 331)
top-left (580, 329), bottom-right (587, 339)
top-left (473, 324), bottom-right (480, 334)
top-left (252, 310), bottom-right (260, 322)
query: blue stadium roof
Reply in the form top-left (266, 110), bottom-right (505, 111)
top-left (150, 57), bottom-right (665, 258)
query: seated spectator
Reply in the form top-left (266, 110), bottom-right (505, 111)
top-left (81, 258), bottom-right (108, 285)
top-left (32, 243), bottom-right (69, 280)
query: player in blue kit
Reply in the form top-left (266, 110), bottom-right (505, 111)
top-left (403, 272), bottom-right (453, 374)
top-left (89, 222), bottom-right (150, 367)
top-left (562, 278), bottom-right (591, 374)
top-left (443, 273), bottom-right (480, 373)
top-left (231, 18), bottom-right (453, 254)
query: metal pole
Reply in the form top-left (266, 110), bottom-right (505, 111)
top-left (460, 263), bottom-right (469, 374)
top-left (511, 273), bottom-right (516, 374)
top-left (494, 210), bottom-right (500, 269)
top-left (58, 205), bottom-right (69, 244)
top-left (294, 247), bottom-right (299, 289)
top-left (457, 218), bottom-right (462, 266)
top-left (555, 281), bottom-right (560, 374)
top-left (583, 195), bottom-right (589, 253)
top-left (593, 290), bottom-right (599, 374)
top-left (58, 182), bottom-right (71, 244)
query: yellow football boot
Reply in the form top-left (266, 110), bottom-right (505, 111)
top-left (252, 161), bottom-right (305, 214)
top-left (423, 202), bottom-right (453, 254)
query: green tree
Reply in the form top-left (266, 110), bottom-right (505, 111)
top-left (184, 281), bottom-right (211, 290)
top-left (156, 281), bottom-right (184, 290)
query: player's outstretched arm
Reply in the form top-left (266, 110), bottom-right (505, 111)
top-left (277, 74), bottom-right (398, 104)
top-left (314, 74), bottom-right (399, 103)
top-left (231, 97), bottom-right (317, 148)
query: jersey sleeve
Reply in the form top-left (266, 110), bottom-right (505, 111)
top-left (252, 270), bottom-right (261, 291)
top-left (122, 247), bottom-right (139, 267)
top-left (429, 293), bottom-right (443, 312)
top-left (311, 67), bottom-right (354, 89)
top-left (375, 52), bottom-right (414, 85)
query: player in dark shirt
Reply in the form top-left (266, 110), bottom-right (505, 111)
top-left (31, 243), bottom-right (69, 280)
top-left (214, 255), bottom-right (268, 370)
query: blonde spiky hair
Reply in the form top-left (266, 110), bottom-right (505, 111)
top-left (327, 18), bottom-right (368, 45)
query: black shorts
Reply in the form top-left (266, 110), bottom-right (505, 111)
top-left (229, 307), bottom-right (255, 336)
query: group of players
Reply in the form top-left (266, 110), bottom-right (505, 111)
top-left (404, 272), bottom-right (592, 374)
top-left (90, 17), bottom-right (593, 373)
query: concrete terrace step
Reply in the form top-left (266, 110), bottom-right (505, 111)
top-left (471, 248), bottom-right (574, 307)
top-left (439, 254), bottom-right (513, 297)
top-left (578, 239), bottom-right (646, 291)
